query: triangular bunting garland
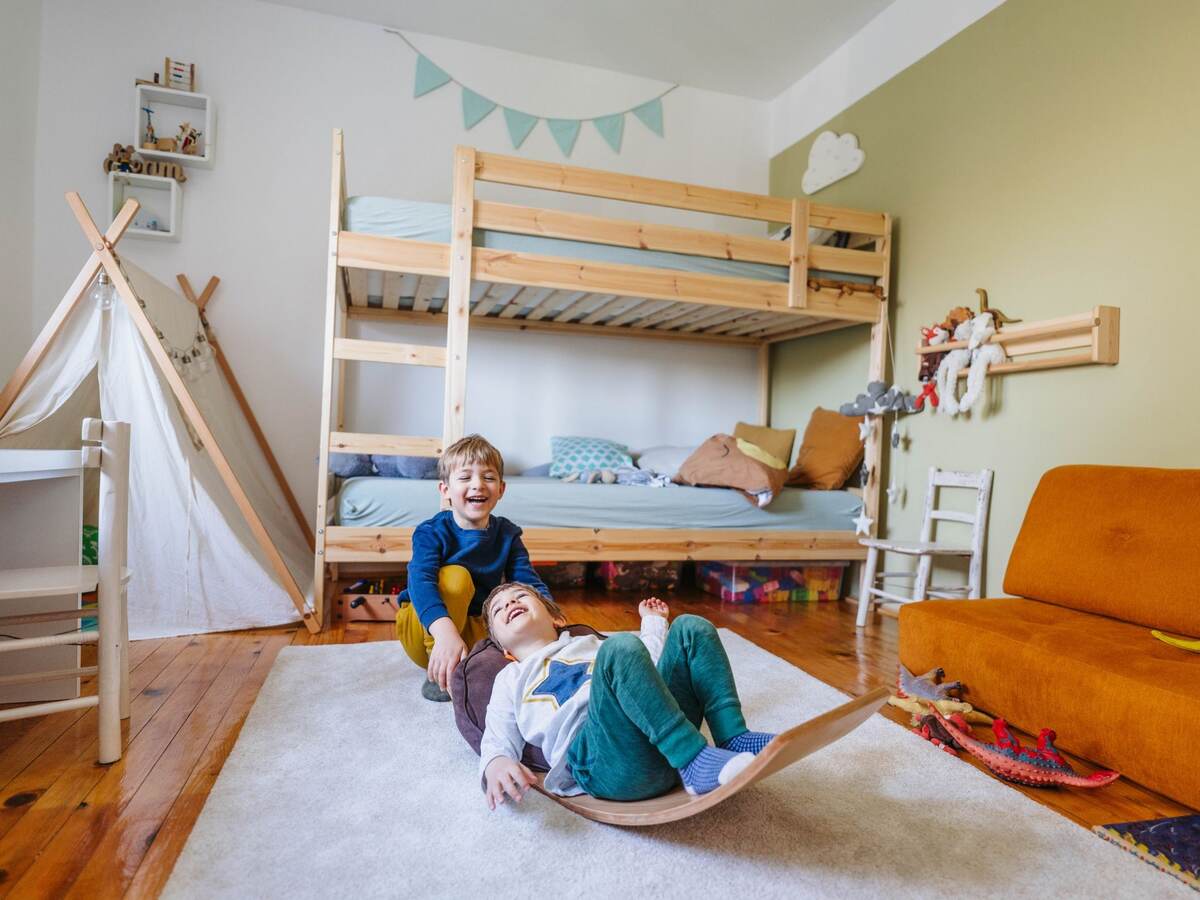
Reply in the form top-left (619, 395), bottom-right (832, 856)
top-left (547, 119), bottom-right (582, 156)
top-left (503, 108), bottom-right (539, 149)
top-left (632, 98), bottom-right (664, 137)
top-left (461, 88), bottom-right (498, 129)
top-left (413, 54), bottom-right (451, 98)
top-left (593, 114), bottom-right (624, 152)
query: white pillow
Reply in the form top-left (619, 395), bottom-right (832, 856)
top-left (635, 446), bottom-right (696, 477)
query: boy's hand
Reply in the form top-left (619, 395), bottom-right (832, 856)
top-left (484, 756), bottom-right (536, 810)
top-left (639, 597), bottom-right (669, 619)
top-left (427, 617), bottom-right (468, 692)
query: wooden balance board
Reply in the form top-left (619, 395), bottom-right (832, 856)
top-left (533, 685), bottom-right (890, 827)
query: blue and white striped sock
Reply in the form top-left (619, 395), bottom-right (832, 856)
top-left (678, 746), bottom-right (755, 796)
top-left (719, 730), bottom-right (777, 755)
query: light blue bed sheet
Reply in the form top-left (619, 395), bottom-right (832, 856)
top-left (334, 475), bottom-right (862, 532)
top-left (344, 196), bottom-right (873, 286)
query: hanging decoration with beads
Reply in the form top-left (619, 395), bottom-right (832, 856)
top-left (114, 257), bottom-right (215, 383)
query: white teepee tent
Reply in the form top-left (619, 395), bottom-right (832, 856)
top-left (0, 194), bottom-right (317, 638)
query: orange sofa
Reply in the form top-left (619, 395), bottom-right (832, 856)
top-left (899, 465), bottom-right (1200, 809)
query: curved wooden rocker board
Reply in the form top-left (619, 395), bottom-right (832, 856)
top-left (533, 685), bottom-right (889, 827)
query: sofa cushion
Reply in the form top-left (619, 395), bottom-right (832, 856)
top-left (1004, 465), bottom-right (1200, 636)
top-left (899, 597), bottom-right (1200, 809)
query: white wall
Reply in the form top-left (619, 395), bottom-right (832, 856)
top-left (0, 0), bottom-right (42, 378)
top-left (27, 0), bottom-right (769, 508)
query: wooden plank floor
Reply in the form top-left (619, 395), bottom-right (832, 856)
top-left (0, 591), bottom-right (1189, 898)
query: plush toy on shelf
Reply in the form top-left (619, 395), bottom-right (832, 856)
top-left (936, 318), bottom-right (975, 415)
top-left (957, 311), bottom-right (1007, 413)
top-left (176, 122), bottom-right (202, 156)
top-left (913, 324), bottom-right (949, 411)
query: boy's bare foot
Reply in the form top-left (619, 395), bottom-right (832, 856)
top-left (639, 597), bottom-right (669, 619)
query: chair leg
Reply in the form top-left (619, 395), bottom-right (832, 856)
top-left (856, 547), bottom-right (879, 629)
top-left (119, 586), bottom-right (130, 720)
top-left (967, 551), bottom-right (982, 600)
top-left (913, 554), bottom-right (932, 602)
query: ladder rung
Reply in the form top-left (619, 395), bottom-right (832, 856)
top-left (333, 338), bottom-right (446, 368)
top-left (329, 432), bottom-right (442, 457)
top-left (930, 510), bottom-right (974, 524)
top-left (0, 665), bottom-right (97, 688)
top-left (0, 630), bottom-right (99, 653)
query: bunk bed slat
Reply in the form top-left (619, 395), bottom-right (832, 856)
top-left (500, 287), bottom-right (550, 318)
top-left (607, 298), bottom-right (670, 327)
top-left (382, 272), bottom-right (403, 310)
top-left (475, 152), bottom-right (791, 222)
top-left (412, 276), bottom-right (436, 312)
top-left (679, 306), bottom-right (751, 333)
top-left (809, 205), bottom-right (888, 237)
top-left (578, 296), bottom-right (624, 325)
top-left (656, 304), bottom-right (732, 332)
top-left (592, 297), bottom-right (645, 325)
top-left (474, 200), bottom-right (789, 265)
top-left (330, 432), bottom-right (443, 457)
top-left (524, 289), bottom-right (574, 321)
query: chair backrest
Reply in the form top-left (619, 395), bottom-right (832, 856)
top-left (918, 467), bottom-right (994, 557)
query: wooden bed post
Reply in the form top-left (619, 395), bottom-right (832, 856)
top-left (787, 198), bottom-right (810, 309)
top-left (178, 274), bottom-right (315, 553)
top-left (757, 343), bottom-right (771, 426)
top-left (863, 215), bottom-right (892, 537)
top-left (63, 193), bottom-right (320, 633)
top-left (313, 128), bottom-right (346, 627)
top-left (443, 146), bottom-right (476, 446)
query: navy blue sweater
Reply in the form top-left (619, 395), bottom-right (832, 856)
top-left (402, 511), bottom-right (550, 629)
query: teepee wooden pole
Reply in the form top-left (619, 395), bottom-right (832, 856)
top-left (178, 274), bottom-right (315, 551)
top-left (64, 193), bottom-right (319, 633)
top-left (0, 201), bottom-right (138, 423)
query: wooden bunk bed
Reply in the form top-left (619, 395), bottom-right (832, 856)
top-left (314, 130), bottom-right (892, 624)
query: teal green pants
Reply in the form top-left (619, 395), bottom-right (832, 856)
top-left (566, 614), bottom-right (749, 801)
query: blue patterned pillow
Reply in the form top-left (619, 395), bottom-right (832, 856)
top-left (549, 436), bottom-right (633, 478)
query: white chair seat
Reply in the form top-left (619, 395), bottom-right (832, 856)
top-left (858, 539), bottom-right (972, 556)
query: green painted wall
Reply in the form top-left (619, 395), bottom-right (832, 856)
top-left (769, 0), bottom-right (1199, 595)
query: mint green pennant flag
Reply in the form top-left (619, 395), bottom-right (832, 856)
top-left (503, 108), bottom-right (538, 149)
top-left (632, 98), bottom-right (664, 137)
top-left (413, 55), bottom-right (451, 98)
top-left (593, 114), bottom-right (624, 152)
top-left (461, 88), bottom-right (497, 129)
top-left (547, 118), bottom-right (581, 156)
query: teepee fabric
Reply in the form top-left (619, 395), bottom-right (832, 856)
top-left (0, 261), bottom-right (311, 639)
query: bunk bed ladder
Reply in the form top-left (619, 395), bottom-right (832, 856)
top-left (314, 136), bottom-right (475, 626)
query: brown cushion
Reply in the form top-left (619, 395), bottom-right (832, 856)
top-left (451, 624), bottom-right (605, 772)
top-left (899, 597), bottom-right (1200, 810)
top-left (1004, 465), bottom-right (1200, 636)
top-left (733, 422), bottom-right (796, 468)
top-left (786, 407), bottom-right (864, 490)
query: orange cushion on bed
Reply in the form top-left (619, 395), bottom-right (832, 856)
top-left (733, 422), bottom-right (796, 468)
top-left (1004, 465), bottom-right (1200, 636)
top-left (899, 597), bottom-right (1200, 809)
top-left (786, 407), bottom-right (864, 490)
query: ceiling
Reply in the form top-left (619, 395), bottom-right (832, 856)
top-left (266, 0), bottom-right (895, 99)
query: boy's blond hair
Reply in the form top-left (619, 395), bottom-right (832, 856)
top-left (483, 582), bottom-right (563, 642)
top-left (438, 433), bottom-right (504, 481)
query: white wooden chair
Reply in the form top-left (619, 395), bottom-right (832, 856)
top-left (855, 467), bottom-right (993, 628)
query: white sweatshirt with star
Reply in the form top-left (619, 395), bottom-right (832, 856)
top-left (479, 616), bottom-right (668, 796)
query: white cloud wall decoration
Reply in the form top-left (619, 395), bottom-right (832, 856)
top-left (801, 131), bottom-right (865, 195)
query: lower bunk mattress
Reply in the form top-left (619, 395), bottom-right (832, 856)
top-left (334, 476), bottom-right (863, 532)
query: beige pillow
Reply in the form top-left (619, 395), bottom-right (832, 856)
top-left (733, 422), bottom-right (796, 468)
top-left (786, 407), bottom-right (864, 490)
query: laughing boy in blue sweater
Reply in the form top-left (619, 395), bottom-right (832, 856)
top-left (395, 434), bottom-right (550, 702)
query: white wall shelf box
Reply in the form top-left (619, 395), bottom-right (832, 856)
top-left (134, 84), bottom-right (215, 169)
top-left (108, 171), bottom-right (182, 242)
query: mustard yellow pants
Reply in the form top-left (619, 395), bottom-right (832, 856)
top-left (395, 565), bottom-right (488, 668)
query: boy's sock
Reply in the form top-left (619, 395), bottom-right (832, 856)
top-left (678, 746), bottom-right (754, 796)
top-left (421, 679), bottom-right (451, 702)
top-left (719, 730), bottom-right (777, 755)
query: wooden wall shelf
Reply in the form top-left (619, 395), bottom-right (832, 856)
top-left (915, 305), bottom-right (1119, 376)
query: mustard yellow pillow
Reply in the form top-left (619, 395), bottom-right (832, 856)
top-left (733, 422), bottom-right (796, 468)
top-left (786, 408), bottom-right (864, 490)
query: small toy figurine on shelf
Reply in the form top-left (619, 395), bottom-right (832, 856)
top-left (102, 143), bottom-right (142, 174)
top-left (141, 106), bottom-right (157, 148)
top-left (913, 324), bottom-right (949, 411)
top-left (176, 122), bottom-right (202, 156)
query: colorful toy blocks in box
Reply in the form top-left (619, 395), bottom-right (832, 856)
top-left (698, 561), bottom-right (848, 604)
top-left (596, 561), bottom-right (682, 592)
top-left (536, 562), bottom-right (589, 589)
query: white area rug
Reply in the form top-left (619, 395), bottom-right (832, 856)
top-left (165, 632), bottom-right (1188, 899)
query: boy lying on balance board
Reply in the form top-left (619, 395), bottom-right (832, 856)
top-left (479, 582), bottom-right (778, 807)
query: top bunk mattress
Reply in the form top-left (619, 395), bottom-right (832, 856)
top-left (344, 196), bottom-right (874, 285)
top-left (334, 476), bottom-right (862, 532)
